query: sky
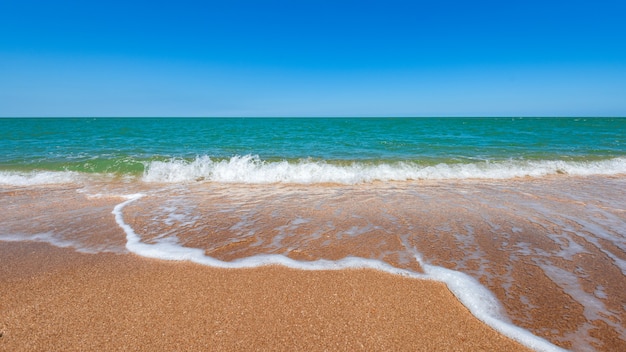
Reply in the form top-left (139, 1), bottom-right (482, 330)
top-left (1, 0), bottom-right (625, 117)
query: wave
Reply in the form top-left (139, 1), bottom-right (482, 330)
top-left (142, 155), bottom-right (626, 184)
top-left (2, 155), bottom-right (625, 186)
top-left (111, 193), bottom-right (565, 352)
top-left (0, 170), bottom-right (87, 186)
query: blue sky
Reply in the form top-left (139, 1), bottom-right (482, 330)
top-left (1, 0), bottom-right (625, 117)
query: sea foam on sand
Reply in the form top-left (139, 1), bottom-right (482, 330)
top-left (113, 193), bottom-right (566, 352)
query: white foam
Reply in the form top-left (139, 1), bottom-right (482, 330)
top-left (0, 170), bottom-right (85, 186)
top-left (536, 262), bottom-right (624, 350)
top-left (113, 194), bottom-right (566, 352)
top-left (0, 232), bottom-right (120, 254)
top-left (113, 195), bottom-right (420, 272)
top-left (3, 156), bottom-right (624, 186)
top-left (142, 155), bottom-right (626, 184)
top-left (0, 232), bottom-right (76, 248)
top-left (420, 261), bottom-right (566, 351)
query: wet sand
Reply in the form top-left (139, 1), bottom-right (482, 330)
top-left (0, 242), bottom-right (532, 351)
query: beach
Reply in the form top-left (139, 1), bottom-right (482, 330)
top-left (2, 175), bottom-right (626, 351)
top-left (0, 241), bottom-right (533, 351)
top-left (2, 118), bottom-right (626, 350)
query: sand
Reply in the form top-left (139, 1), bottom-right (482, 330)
top-left (0, 242), bottom-right (532, 351)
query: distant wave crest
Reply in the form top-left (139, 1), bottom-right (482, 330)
top-left (2, 156), bottom-right (624, 186)
top-left (142, 155), bottom-right (626, 184)
top-left (0, 170), bottom-right (86, 186)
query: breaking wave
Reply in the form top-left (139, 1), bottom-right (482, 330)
top-left (2, 155), bottom-right (625, 186)
top-left (142, 155), bottom-right (626, 184)
top-left (0, 170), bottom-right (87, 186)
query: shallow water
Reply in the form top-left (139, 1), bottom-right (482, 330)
top-left (2, 175), bottom-right (625, 351)
top-left (2, 117), bottom-right (626, 351)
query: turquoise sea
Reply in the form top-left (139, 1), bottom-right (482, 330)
top-left (1, 117), bottom-right (625, 183)
top-left (2, 117), bottom-right (626, 351)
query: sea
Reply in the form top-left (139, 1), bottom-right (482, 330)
top-left (2, 117), bottom-right (625, 351)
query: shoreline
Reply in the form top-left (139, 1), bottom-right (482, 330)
top-left (0, 241), bottom-right (532, 351)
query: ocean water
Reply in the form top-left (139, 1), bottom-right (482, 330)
top-left (2, 117), bottom-right (626, 351)
top-left (1, 117), bottom-right (625, 182)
